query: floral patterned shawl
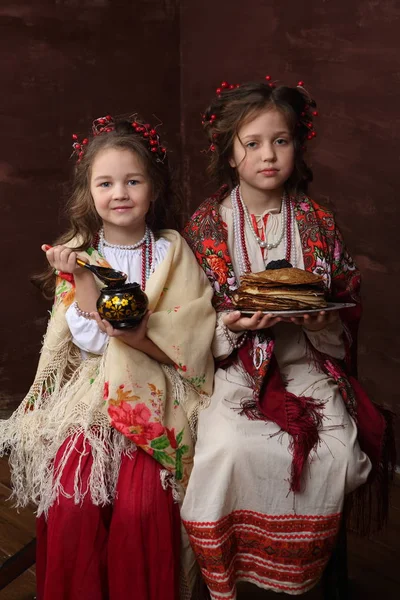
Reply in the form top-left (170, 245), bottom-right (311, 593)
top-left (183, 187), bottom-right (395, 528)
top-left (0, 230), bottom-right (215, 514)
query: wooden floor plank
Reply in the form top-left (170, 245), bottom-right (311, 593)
top-left (0, 459), bottom-right (11, 489)
top-left (0, 568), bottom-right (36, 600)
top-left (0, 484), bottom-right (36, 540)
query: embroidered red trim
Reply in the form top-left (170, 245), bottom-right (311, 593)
top-left (183, 509), bottom-right (340, 596)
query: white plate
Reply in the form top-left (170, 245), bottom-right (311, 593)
top-left (237, 302), bottom-right (356, 317)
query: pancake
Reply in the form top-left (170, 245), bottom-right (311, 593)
top-left (239, 267), bottom-right (323, 286)
top-left (233, 268), bottom-right (327, 311)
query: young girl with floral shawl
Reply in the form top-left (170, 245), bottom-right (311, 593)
top-left (181, 79), bottom-right (395, 598)
top-left (0, 116), bottom-right (215, 600)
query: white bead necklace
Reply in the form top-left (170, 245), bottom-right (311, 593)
top-left (98, 227), bottom-right (148, 254)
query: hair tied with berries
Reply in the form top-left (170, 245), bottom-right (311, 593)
top-left (71, 134), bottom-right (89, 162)
top-left (295, 79), bottom-right (318, 142)
top-left (215, 80), bottom-right (241, 98)
top-left (201, 74), bottom-right (319, 154)
top-left (130, 115), bottom-right (167, 163)
top-left (71, 114), bottom-right (114, 162)
top-left (71, 113), bottom-right (167, 164)
top-left (201, 80), bottom-right (241, 152)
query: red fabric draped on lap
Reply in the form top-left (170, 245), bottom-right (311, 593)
top-left (36, 434), bottom-right (180, 600)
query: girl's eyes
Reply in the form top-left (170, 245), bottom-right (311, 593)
top-left (99, 179), bottom-right (140, 188)
top-left (245, 138), bottom-right (290, 148)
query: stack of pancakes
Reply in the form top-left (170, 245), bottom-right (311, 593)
top-left (232, 267), bottom-right (327, 311)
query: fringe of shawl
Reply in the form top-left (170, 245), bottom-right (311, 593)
top-left (0, 346), bottom-right (209, 517)
top-left (0, 337), bottom-right (135, 516)
top-left (240, 392), bottom-right (325, 492)
top-left (346, 405), bottom-right (396, 535)
top-left (161, 364), bottom-right (211, 442)
top-left (303, 336), bottom-right (397, 531)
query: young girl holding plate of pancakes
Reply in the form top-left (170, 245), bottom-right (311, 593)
top-left (181, 77), bottom-right (394, 598)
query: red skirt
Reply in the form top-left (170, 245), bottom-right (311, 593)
top-left (36, 435), bottom-right (181, 600)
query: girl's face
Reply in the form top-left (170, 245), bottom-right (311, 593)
top-left (229, 108), bottom-right (295, 195)
top-left (90, 147), bottom-right (152, 235)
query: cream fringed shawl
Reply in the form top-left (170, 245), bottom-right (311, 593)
top-left (0, 230), bottom-right (216, 516)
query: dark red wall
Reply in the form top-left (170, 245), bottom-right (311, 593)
top-left (0, 1), bottom-right (181, 414)
top-left (2, 1), bottom-right (399, 452)
top-left (180, 0), bottom-right (400, 448)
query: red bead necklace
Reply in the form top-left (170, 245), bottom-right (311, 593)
top-left (235, 188), bottom-right (293, 273)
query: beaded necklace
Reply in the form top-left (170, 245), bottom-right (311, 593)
top-left (97, 226), bottom-right (155, 290)
top-left (231, 185), bottom-right (296, 274)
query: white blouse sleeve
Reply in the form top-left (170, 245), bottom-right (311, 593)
top-left (303, 318), bottom-right (346, 360)
top-left (65, 304), bottom-right (108, 355)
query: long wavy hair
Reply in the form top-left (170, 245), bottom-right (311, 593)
top-left (202, 81), bottom-right (317, 197)
top-left (34, 118), bottom-right (183, 298)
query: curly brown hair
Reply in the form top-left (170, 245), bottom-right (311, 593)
top-left (202, 81), bottom-right (317, 196)
top-left (34, 118), bottom-right (183, 298)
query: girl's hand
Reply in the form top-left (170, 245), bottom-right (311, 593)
top-left (42, 244), bottom-right (79, 274)
top-left (283, 310), bottom-right (338, 332)
top-left (92, 310), bottom-right (151, 349)
top-left (223, 310), bottom-right (282, 333)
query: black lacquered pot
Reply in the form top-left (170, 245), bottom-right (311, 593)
top-left (96, 282), bottom-right (148, 329)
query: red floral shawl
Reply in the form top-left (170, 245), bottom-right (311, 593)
top-left (183, 186), bottom-right (395, 528)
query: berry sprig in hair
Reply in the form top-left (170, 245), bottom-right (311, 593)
top-left (71, 115), bottom-right (114, 162)
top-left (130, 116), bottom-right (167, 163)
top-left (295, 80), bottom-right (318, 142)
top-left (215, 80), bottom-right (241, 98)
top-left (71, 135), bottom-right (89, 162)
top-left (92, 115), bottom-right (115, 135)
top-left (71, 114), bottom-right (167, 164)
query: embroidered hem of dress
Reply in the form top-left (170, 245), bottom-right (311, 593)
top-left (183, 509), bottom-right (341, 598)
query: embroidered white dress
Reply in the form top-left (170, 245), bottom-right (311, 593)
top-left (181, 206), bottom-right (371, 598)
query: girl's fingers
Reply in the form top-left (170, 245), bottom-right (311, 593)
top-left (51, 246), bottom-right (64, 269)
top-left (92, 312), bottom-right (108, 333)
top-left (93, 314), bottom-right (123, 337)
top-left (103, 321), bottom-right (117, 336)
top-left (248, 312), bottom-right (265, 327)
top-left (49, 246), bottom-right (76, 273)
top-left (289, 316), bottom-right (302, 325)
top-left (66, 251), bottom-right (77, 271)
top-left (141, 311), bottom-right (151, 328)
top-left (59, 247), bottom-right (73, 265)
top-left (223, 311), bottom-right (242, 326)
top-left (235, 309), bottom-right (337, 333)
top-left (239, 313), bottom-right (281, 330)
top-left (256, 314), bottom-right (274, 329)
top-left (43, 248), bottom-right (56, 267)
top-left (264, 315), bottom-right (282, 328)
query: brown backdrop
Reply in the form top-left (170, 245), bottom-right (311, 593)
top-left (1, 1), bottom-right (399, 450)
top-left (0, 0), bottom-right (181, 414)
